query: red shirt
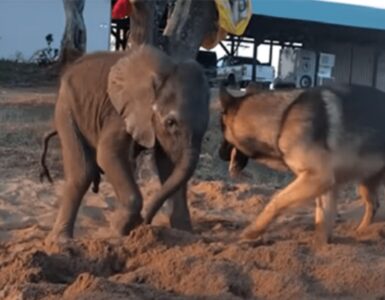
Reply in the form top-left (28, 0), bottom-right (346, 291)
top-left (112, 0), bottom-right (132, 19)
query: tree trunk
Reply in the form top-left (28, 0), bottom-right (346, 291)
top-left (163, 0), bottom-right (217, 60)
top-left (127, 0), bottom-right (154, 48)
top-left (127, 0), bottom-right (217, 60)
top-left (59, 0), bottom-right (86, 65)
top-left (127, 0), bottom-right (168, 49)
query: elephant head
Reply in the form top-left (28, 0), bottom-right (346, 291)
top-left (108, 45), bottom-right (210, 224)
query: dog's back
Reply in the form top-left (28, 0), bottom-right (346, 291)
top-left (279, 84), bottom-right (385, 183)
top-left (326, 84), bottom-right (385, 153)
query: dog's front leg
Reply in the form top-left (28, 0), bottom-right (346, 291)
top-left (241, 168), bottom-right (334, 242)
top-left (315, 188), bottom-right (337, 244)
top-left (229, 147), bottom-right (249, 178)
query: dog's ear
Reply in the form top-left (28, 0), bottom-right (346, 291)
top-left (219, 83), bottom-right (234, 110)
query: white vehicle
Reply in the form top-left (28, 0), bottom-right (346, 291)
top-left (216, 56), bottom-right (275, 87)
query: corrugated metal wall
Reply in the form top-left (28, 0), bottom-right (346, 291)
top-left (351, 46), bottom-right (375, 86)
top-left (329, 43), bottom-right (352, 84)
top-left (317, 42), bottom-right (351, 84)
top-left (318, 42), bottom-right (381, 87)
top-left (375, 52), bottom-right (385, 91)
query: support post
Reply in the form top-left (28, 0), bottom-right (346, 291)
top-left (252, 39), bottom-right (258, 82)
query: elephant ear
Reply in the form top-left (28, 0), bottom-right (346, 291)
top-left (108, 45), bottom-right (174, 148)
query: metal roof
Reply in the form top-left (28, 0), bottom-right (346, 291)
top-left (251, 0), bottom-right (385, 30)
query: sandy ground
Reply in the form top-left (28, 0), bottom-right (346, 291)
top-left (1, 80), bottom-right (385, 300)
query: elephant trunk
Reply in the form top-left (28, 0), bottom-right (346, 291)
top-left (144, 146), bottom-right (200, 224)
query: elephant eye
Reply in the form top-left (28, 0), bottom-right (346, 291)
top-left (165, 117), bottom-right (177, 129)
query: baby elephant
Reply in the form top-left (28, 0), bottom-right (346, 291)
top-left (219, 83), bottom-right (385, 243)
top-left (48, 45), bottom-right (209, 241)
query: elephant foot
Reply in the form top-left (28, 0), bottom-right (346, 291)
top-left (44, 229), bottom-right (73, 248)
top-left (112, 211), bottom-right (143, 236)
top-left (170, 216), bottom-right (193, 232)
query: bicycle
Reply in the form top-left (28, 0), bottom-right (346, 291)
top-left (29, 34), bottom-right (59, 66)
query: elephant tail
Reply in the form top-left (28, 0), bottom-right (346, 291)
top-left (39, 128), bottom-right (102, 194)
top-left (39, 129), bottom-right (57, 183)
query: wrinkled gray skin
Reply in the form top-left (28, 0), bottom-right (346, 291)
top-left (48, 45), bottom-right (209, 241)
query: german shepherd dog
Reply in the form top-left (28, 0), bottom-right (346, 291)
top-left (218, 83), bottom-right (385, 244)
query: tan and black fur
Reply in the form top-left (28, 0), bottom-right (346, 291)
top-left (219, 83), bottom-right (385, 243)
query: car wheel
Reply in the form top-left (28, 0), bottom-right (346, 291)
top-left (227, 74), bottom-right (236, 87)
top-left (240, 81), bottom-right (249, 88)
top-left (299, 75), bottom-right (312, 88)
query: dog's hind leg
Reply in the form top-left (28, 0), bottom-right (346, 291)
top-left (356, 173), bottom-right (382, 232)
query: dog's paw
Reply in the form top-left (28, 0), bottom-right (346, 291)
top-left (240, 225), bottom-right (264, 241)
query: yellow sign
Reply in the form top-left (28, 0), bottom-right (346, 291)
top-left (215, 0), bottom-right (252, 36)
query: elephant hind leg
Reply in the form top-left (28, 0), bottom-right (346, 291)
top-left (49, 116), bottom-right (96, 241)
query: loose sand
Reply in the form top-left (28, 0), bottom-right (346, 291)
top-left (1, 83), bottom-right (385, 300)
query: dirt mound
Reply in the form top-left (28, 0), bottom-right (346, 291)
top-left (2, 225), bottom-right (385, 299)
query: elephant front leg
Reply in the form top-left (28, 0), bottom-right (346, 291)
top-left (154, 145), bottom-right (192, 231)
top-left (97, 127), bottom-right (143, 236)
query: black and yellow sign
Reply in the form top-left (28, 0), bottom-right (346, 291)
top-left (215, 0), bottom-right (252, 35)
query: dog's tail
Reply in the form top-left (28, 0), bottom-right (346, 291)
top-left (39, 129), bottom-right (57, 183)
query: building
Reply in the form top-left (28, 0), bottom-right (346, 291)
top-left (222, 0), bottom-right (385, 90)
top-left (2, 0), bottom-right (385, 90)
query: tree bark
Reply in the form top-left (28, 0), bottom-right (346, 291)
top-left (127, 0), bottom-right (154, 48)
top-left (127, 0), bottom-right (168, 49)
top-left (153, 0), bottom-right (169, 49)
top-left (59, 0), bottom-right (86, 65)
top-left (163, 0), bottom-right (217, 60)
top-left (127, 0), bottom-right (217, 60)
